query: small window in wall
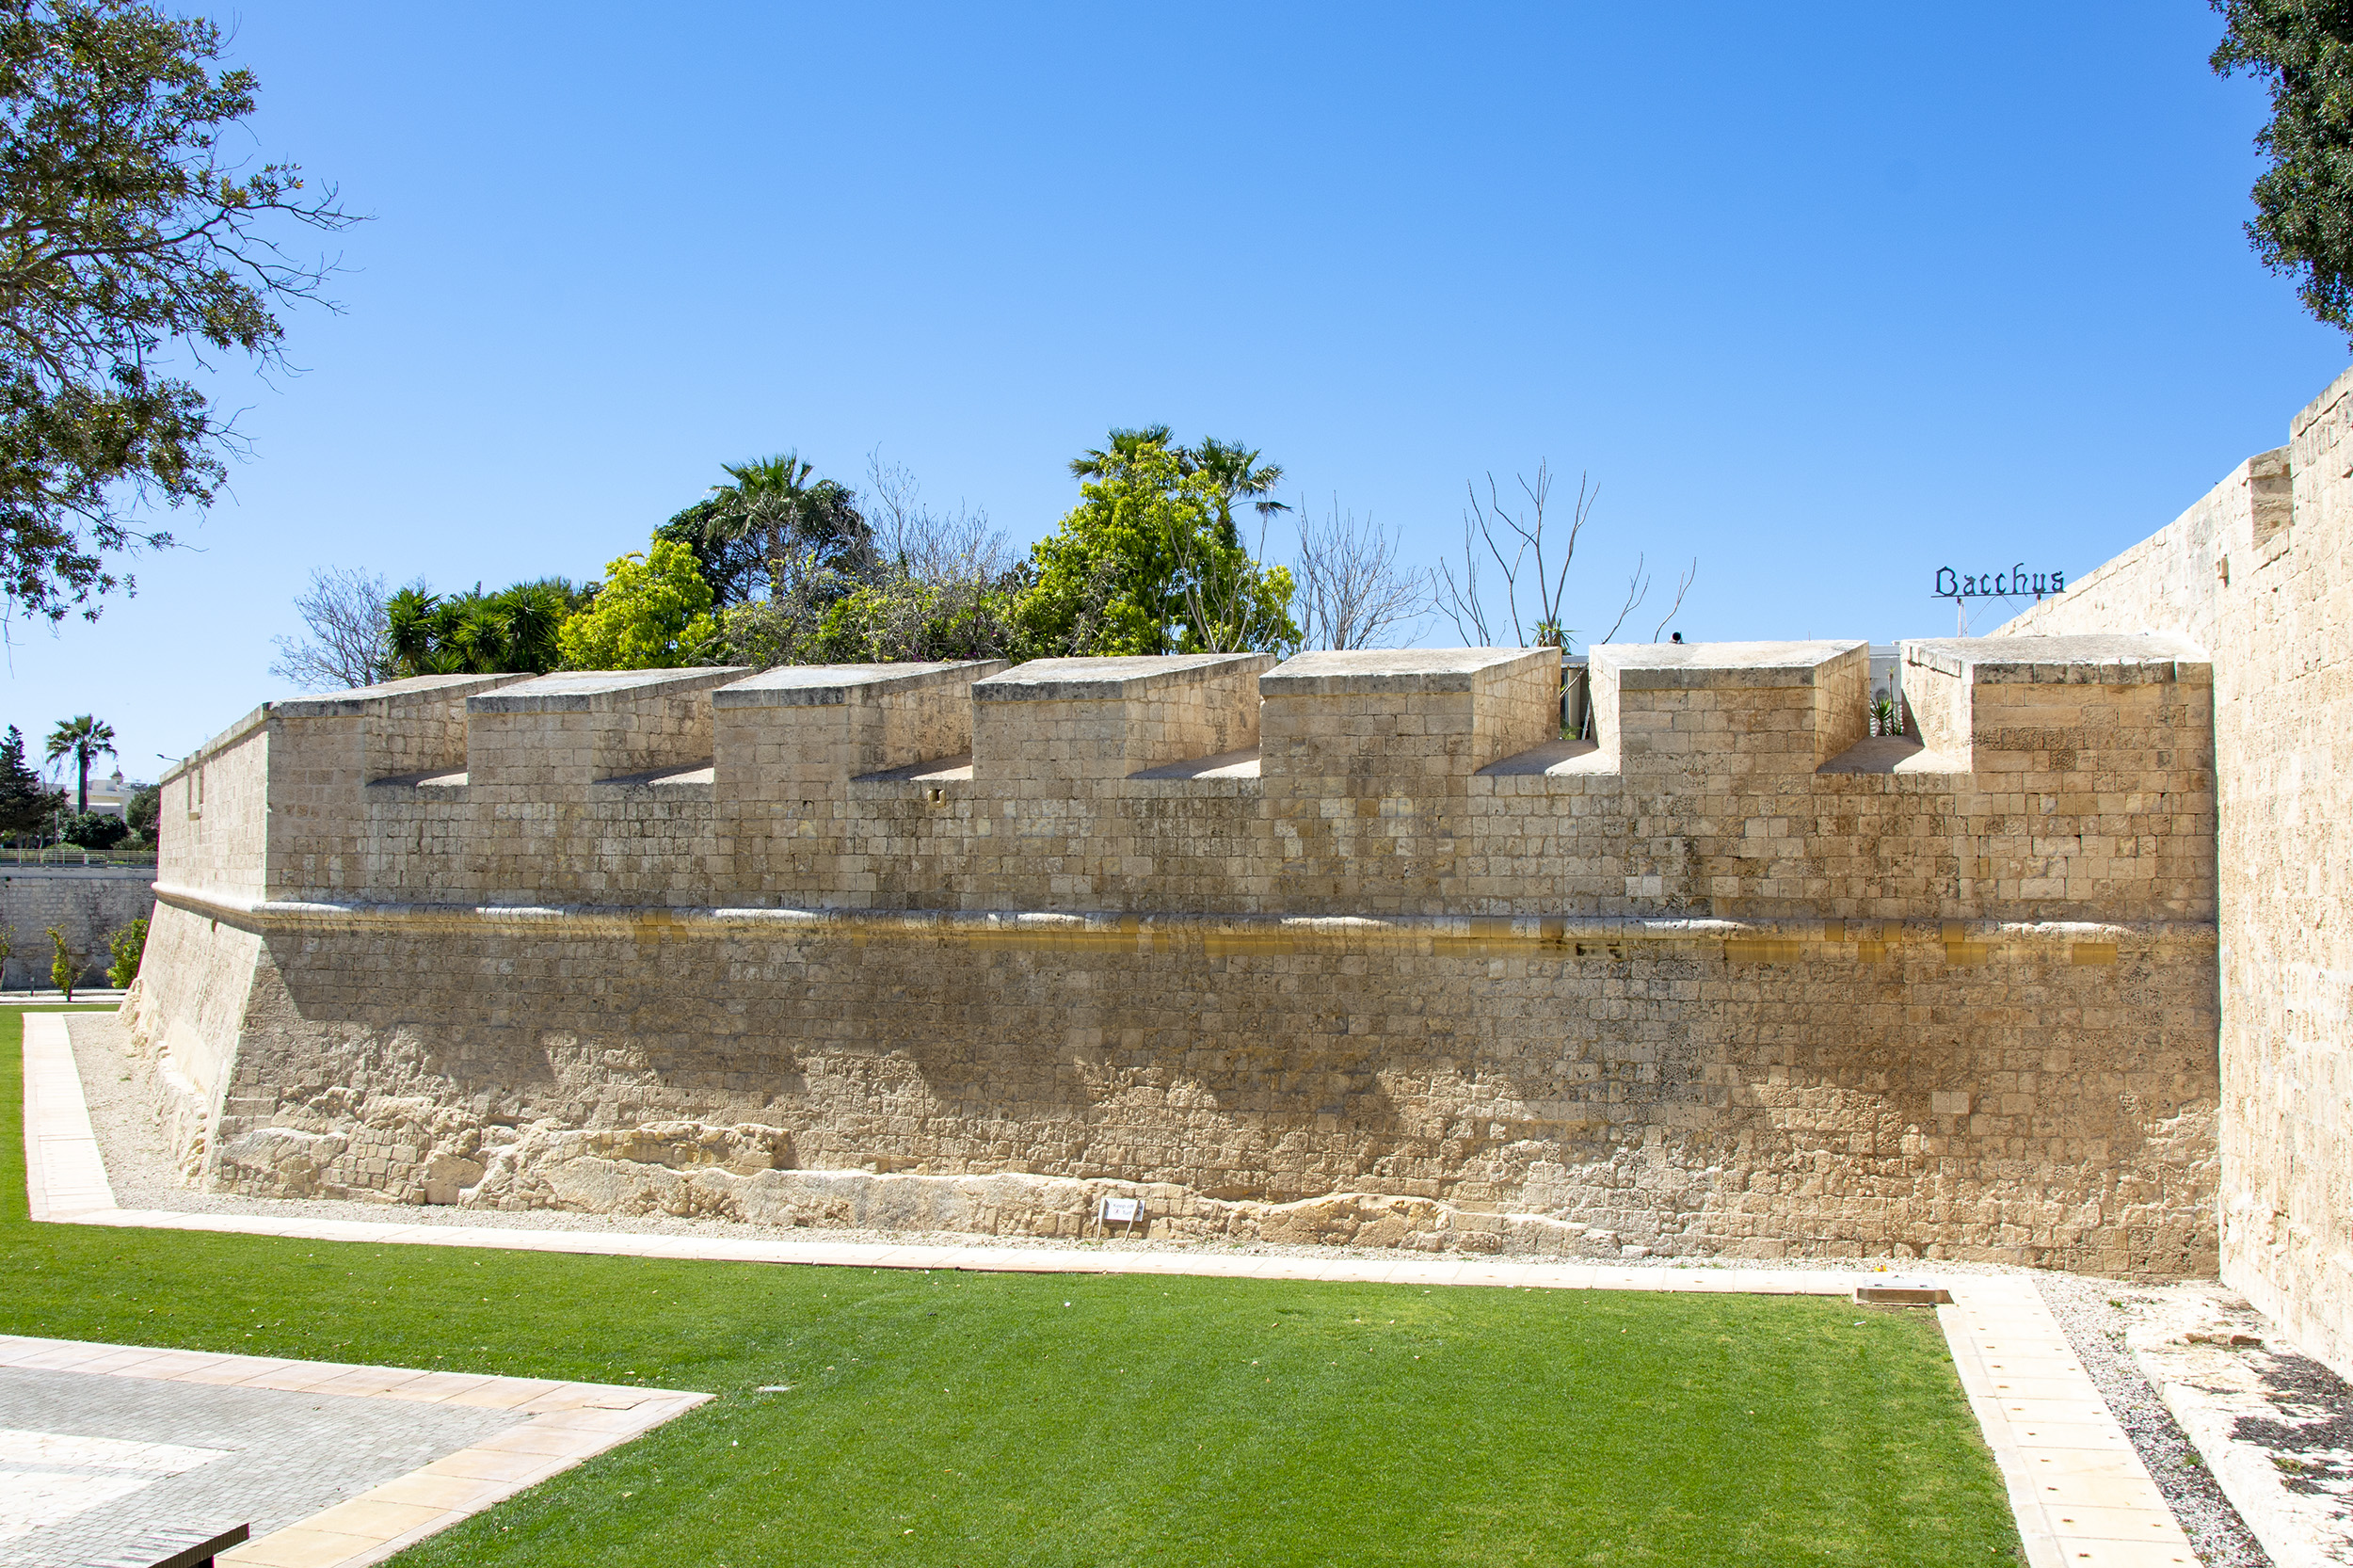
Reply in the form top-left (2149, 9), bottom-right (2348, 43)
top-left (188, 765), bottom-right (202, 820)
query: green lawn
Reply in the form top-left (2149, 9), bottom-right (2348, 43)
top-left (3, 1008), bottom-right (2023, 1566)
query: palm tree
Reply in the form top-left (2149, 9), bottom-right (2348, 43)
top-left (493, 580), bottom-right (571, 673)
top-left (1069, 428), bottom-right (1289, 541)
top-left (1189, 437), bottom-right (1289, 536)
top-left (384, 585), bottom-right (440, 676)
top-left (684, 453), bottom-right (873, 601)
top-left (1068, 424), bottom-right (1176, 483)
top-left (44, 714), bottom-right (115, 814)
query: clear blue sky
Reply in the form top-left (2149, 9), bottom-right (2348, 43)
top-left (8, 2), bottom-right (2345, 778)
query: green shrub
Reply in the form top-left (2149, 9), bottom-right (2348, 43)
top-left (46, 926), bottom-right (74, 1000)
top-left (60, 811), bottom-right (127, 849)
top-left (124, 785), bottom-right (160, 843)
top-left (106, 918), bottom-right (147, 988)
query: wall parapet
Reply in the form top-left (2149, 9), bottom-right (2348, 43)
top-left (161, 634), bottom-right (2217, 923)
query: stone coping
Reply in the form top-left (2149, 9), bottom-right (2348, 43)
top-left (0, 1333), bottom-right (706, 1568)
top-left (590, 763), bottom-right (715, 792)
top-left (466, 667), bottom-right (749, 712)
top-left (713, 661), bottom-right (1003, 708)
top-left (2294, 362), bottom-right (2353, 437)
top-left (971, 653), bottom-right (1272, 701)
top-left (1905, 634), bottom-right (2212, 685)
top-left (1258, 647), bottom-right (1553, 696)
top-left (269, 673), bottom-right (527, 721)
top-left (17, 1010), bottom-right (2196, 1568)
top-left (143, 883), bottom-right (2217, 958)
top-left (1588, 639), bottom-right (1865, 689)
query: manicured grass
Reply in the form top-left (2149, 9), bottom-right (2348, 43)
top-left (3, 1010), bottom-right (2023, 1565)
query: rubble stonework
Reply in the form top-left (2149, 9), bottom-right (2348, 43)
top-left (131, 613), bottom-right (2222, 1272)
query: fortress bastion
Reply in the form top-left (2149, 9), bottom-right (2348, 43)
top-left (124, 635), bottom-right (2219, 1273)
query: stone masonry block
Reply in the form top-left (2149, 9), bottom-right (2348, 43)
top-left (971, 654), bottom-right (1271, 781)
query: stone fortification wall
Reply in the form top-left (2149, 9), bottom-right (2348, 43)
top-left (128, 639), bottom-right (2220, 1272)
top-left (0, 866), bottom-right (152, 987)
top-left (2001, 366), bottom-right (2353, 1370)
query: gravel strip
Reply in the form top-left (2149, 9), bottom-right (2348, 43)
top-left (60, 1013), bottom-right (2280, 1560)
top-left (2035, 1271), bottom-right (2272, 1564)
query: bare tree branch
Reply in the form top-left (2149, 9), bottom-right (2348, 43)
top-left (865, 447), bottom-right (1007, 587)
top-left (1433, 463), bottom-right (1607, 647)
top-left (1599, 553), bottom-right (1650, 644)
top-left (1650, 558), bottom-right (1697, 641)
top-left (268, 566), bottom-right (388, 690)
top-left (1293, 495), bottom-right (1426, 650)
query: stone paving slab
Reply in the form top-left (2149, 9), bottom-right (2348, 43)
top-left (0, 1336), bottom-right (706, 1568)
top-left (18, 1012), bottom-right (2198, 1567)
top-left (0, 1360), bottom-right (517, 1567)
top-left (2124, 1287), bottom-right (2353, 1568)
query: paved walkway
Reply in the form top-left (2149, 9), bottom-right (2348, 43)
top-left (0, 1336), bottom-right (704, 1568)
top-left (0, 1356), bottom-right (520, 1565)
top-left (19, 1013), bottom-right (2200, 1567)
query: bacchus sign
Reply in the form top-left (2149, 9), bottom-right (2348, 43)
top-left (1935, 564), bottom-right (2064, 600)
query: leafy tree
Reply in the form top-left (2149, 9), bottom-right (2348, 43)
top-left (712, 451), bottom-right (1023, 668)
top-left (556, 539), bottom-right (721, 669)
top-left (1070, 428), bottom-right (1290, 531)
top-left (1018, 429), bottom-right (1297, 656)
top-left (106, 914), bottom-right (145, 986)
top-left (0, 0), bottom-right (357, 623)
top-left (657, 453), bottom-right (872, 608)
top-left (722, 566), bottom-right (1025, 668)
top-left (46, 923), bottom-right (75, 999)
top-left (0, 725), bottom-right (59, 840)
top-left (60, 808), bottom-right (122, 847)
top-left (2213, 3), bottom-right (2353, 336)
top-left (123, 779), bottom-right (158, 842)
top-left (384, 578), bottom-right (587, 678)
top-left (44, 712), bottom-right (113, 812)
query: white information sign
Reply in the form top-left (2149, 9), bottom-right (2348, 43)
top-left (1099, 1196), bottom-right (1143, 1224)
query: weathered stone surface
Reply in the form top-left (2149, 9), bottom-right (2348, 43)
top-left (127, 632), bottom-right (2225, 1274)
top-left (2002, 365), bottom-right (2353, 1370)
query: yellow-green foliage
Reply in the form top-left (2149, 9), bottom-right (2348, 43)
top-left (556, 539), bottom-right (720, 670)
top-left (45, 926), bottom-right (73, 999)
top-left (1016, 440), bottom-right (1297, 657)
top-left (106, 917), bottom-right (147, 989)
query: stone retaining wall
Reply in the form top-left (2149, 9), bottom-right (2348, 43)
top-left (125, 632), bottom-right (2223, 1272)
top-left (0, 866), bottom-right (152, 988)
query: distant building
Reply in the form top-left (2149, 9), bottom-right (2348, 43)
top-left (77, 769), bottom-right (152, 819)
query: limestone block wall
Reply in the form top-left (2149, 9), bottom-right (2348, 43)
top-left (972, 654), bottom-right (1270, 782)
top-left (2001, 365), bottom-right (2353, 1372)
top-left (0, 867), bottom-right (153, 987)
top-left (126, 632), bottom-right (2222, 1272)
top-left (162, 711), bottom-right (273, 903)
top-left (265, 673), bottom-right (529, 899)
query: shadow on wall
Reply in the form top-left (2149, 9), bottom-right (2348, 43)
top-left (186, 912), bottom-right (2220, 1275)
